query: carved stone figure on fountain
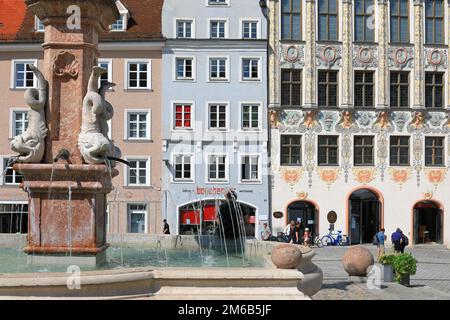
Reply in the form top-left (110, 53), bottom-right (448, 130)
top-left (10, 66), bottom-right (48, 163)
top-left (78, 66), bottom-right (120, 165)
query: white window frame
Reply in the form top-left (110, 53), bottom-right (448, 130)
top-left (174, 56), bottom-right (195, 81)
top-left (240, 18), bottom-right (261, 39)
top-left (127, 203), bottom-right (148, 234)
top-left (35, 16), bottom-right (45, 32)
top-left (123, 156), bottom-right (151, 187)
top-left (207, 102), bottom-right (229, 131)
top-left (172, 154), bottom-right (195, 183)
top-left (208, 56), bottom-right (229, 82)
top-left (98, 59), bottom-right (113, 87)
top-left (240, 57), bottom-right (261, 82)
top-left (240, 102), bottom-right (262, 131)
top-left (0, 156), bottom-right (23, 186)
top-left (124, 59), bottom-right (152, 90)
top-left (11, 59), bottom-right (37, 89)
top-left (208, 18), bottom-right (229, 39)
top-left (172, 101), bottom-right (195, 131)
top-left (206, 154), bottom-right (229, 183)
top-left (239, 154), bottom-right (262, 184)
top-left (124, 109), bottom-right (152, 141)
top-left (9, 108), bottom-right (29, 139)
top-left (175, 18), bottom-right (195, 39)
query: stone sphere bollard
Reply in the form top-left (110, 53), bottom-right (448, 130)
top-left (271, 244), bottom-right (302, 269)
top-left (342, 246), bottom-right (374, 276)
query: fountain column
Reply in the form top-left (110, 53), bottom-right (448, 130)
top-left (14, 0), bottom-right (120, 266)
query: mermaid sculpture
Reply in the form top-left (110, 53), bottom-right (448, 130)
top-left (78, 66), bottom-right (120, 165)
top-left (10, 65), bottom-right (48, 163)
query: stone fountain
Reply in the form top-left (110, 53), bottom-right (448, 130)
top-left (11, 0), bottom-right (120, 266)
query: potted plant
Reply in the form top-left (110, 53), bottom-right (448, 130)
top-left (379, 253), bottom-right (396, 282)
top-left (392, 253), bottom-right (417, 286)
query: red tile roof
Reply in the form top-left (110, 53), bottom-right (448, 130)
top-left (0, 0), bottom-right (163, 42)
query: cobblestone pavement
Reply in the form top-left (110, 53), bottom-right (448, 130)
top-left (311, 244), bottom-right (450, 300)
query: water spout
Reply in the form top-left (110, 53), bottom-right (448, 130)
top-left (54, 149), bottom-right (70, 162)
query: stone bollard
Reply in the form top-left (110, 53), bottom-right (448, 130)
top-left (342, 246), bottom-right (374, 282)
top-left (271, 244), bottom-right (302, 269)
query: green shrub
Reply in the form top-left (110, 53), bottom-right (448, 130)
top-left (379, 253), bottom-right (396, 266)
top-left (392, 253), bottom-right (417, 283)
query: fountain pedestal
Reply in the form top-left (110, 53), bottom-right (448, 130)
top-left (16, 164), bottom-right (118, 266)
top-left (15, 1), bottom-right (120, 266)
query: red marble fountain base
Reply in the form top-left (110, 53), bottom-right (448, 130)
top-left (14, 163), bottom-right (118, 266)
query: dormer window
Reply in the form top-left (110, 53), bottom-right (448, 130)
top-left (35, 16), bottom-right (45, 32)
top-left (110, 0), bottom-right (129, 32)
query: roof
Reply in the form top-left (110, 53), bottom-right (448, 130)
top-left (0, 0), bottom-right (163, 43)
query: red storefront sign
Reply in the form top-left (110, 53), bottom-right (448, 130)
top-left (180, 209), bottom-right (200, 225)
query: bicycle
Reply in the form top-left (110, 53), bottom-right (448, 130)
top-left (320, 230), bottom-right (348, 246)
top-left (312, 234), bottom-right (323, 248)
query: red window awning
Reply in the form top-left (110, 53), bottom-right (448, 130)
top-left (180, 209), bottom-right (200, 225)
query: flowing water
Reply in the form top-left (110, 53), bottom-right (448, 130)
top-left (0, 247), bottom-right (264, 274)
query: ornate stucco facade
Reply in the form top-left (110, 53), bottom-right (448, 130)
top-left (268, 0), bottom-right (450, 246)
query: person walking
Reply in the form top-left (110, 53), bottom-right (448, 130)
top-left (284, 220), bottom-right (295, 243)
top-left (163, 219), bottom-right (170, 235)
top-left (400, 230), bottom-right (409, 253)
top-left (294, 222), bottom-right (302, 244)
top-left (391, 228), bottom-right (403, 254)
top-left (375, 228), bottom-right (387, 261)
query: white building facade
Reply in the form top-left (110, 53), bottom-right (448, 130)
top-left (268, 0), bottom-right (450, 246)
top-left (161, 0), bottom-right (270, 237)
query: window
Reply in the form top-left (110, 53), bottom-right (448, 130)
top-left (111, 14), bottom-right (126, 31)
top-left (281, 135), bottom-right (302, 166)
top-left (318, 0), bottom-right (338, 41)
top-left (425, 72), bottom-right (443, 109)
top-left (318, 136), bottom-right (339, 166)
top-left (390, 71), bottom-right (409, 108)
top-left (425, 0), bottom-right (444, 44)
top-left (127, 204), bottom-right (147, 234)
top-left (390, 0), bottom-right (409, 42)
top-left (425, 137), bottom-right (444, 166)
top-left (2, 157), bottom-right (23, 185)
top-left (35, 16), bottom-right (45, 32)
top-left (318, 70), bottom-right (338, 107)
top-left (208, 0), bottom-right (227, 4)
top-left (177, 20), bottom-right (193, 38)
top-left (209, 58), bottom-right (227, 81)
top-left (176, 58), bottom-right (194, 80)
top-left (209, 104), bottom-right (227, 130)
top-left (281, 69), bottom-right (302, 106)
top-left (174, 104), bottom-right (192, 129)
top-left (242, 58), bottom-right (260, 81)
top-left (0, 203), bottom-right (28, 234)
top-left (390, 136), bottom-right (410, 166)
top-left (13, 61), bottom-right (36, 89)
top-left (354, 71), bottom-right (374, 108)
top-left (12, 111), bottom-right (28, 137)
top-left (126, 158), bottom-right (150, 186)
top-left (281, 0), bottom-right (301, 40)
top-left (126, 111), bottom-right (150, 140)
top-left (174, 155), bottom-right (193, 181)
top-left (208, 155), bottom-right (227, 182)
top-left (241, 155), bottom-right (260, 182)
top-left (354, 136), bottom-right (374, 166)
top-left (210, 20), bottom-right (226, 39)
top-left (354, 0), bottom-right (374, 41)
top-left (242, 21), bottom-right (258, 39)
top-left (126, 61), bottom-right (150, 89)
top-left (98, 60), bottom-right (112, 87)
top-left (241, 104), bottom-right (260, 130)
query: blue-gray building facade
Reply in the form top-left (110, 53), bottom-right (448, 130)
top-left (161, 0), bottom-right (269, 238)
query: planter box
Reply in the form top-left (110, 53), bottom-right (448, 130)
top-left (399, 274), bottom-right (410, 286)
top-left (383, 264), bottom-right (395, 282)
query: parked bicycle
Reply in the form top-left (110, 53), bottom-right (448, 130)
top-left (320, 230), bottom-right (348, 246)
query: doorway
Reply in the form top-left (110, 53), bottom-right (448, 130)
top-left (413, 201), bottom-right (442, 244)
top-left (348, 189), bottom-right (381, 245)
top-left (287, 201), bottom-right (318, 239)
